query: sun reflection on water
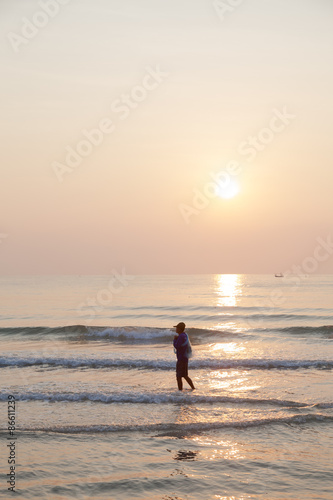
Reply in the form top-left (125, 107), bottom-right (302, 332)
top-left (191, 435), bottom-right (245, 461)
top-left (214, 274), bottom-right (242, 308)
top-left (209, 370), bottom-right (259, 393)
top-left (214, 321), bottom-right (244, 333)
top-left (210, 342), bottom-right (245, 355)
top-left (214, 496), bottom-right (253, 500)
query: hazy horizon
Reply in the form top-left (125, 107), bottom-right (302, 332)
top-left (1, 0), bottom-right (333, 275)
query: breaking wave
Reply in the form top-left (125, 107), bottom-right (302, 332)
top-left (0, 355), bottom-right (332, 371)
top-left (1, 323), bottom-right (333, 342)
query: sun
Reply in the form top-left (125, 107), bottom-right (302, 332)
top-left (216, 178), bottom-right (240, 199)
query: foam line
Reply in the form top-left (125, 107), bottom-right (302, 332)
top-left (0, 356), bottom-right (332, 370)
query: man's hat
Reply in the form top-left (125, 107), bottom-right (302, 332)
top-left (173, 322), bottom-right (186, 331)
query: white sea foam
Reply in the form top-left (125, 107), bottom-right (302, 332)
top-left (87, 326), bottom-right (174, 340)
top-left (0, 355), bottom-right (332, 370)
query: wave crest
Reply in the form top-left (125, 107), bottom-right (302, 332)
top-left (0, 355), bottom-right (332, 371)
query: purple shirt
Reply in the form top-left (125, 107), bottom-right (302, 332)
top-left (173, 332), bottom-right (188, 361)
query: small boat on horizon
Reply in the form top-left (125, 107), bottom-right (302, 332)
top-left (275, 272), bottom-right (284, 277)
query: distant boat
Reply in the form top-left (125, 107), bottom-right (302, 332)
top-left (275, 272), bottom-right (284, 277)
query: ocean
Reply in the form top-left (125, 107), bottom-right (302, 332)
top-left (0, 274), bottom-right (332, 500)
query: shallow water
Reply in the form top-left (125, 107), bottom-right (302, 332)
top-left (0, 274), bottom-right (332, 499)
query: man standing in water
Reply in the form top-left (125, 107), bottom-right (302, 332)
top-left (173, 322), bottom-right (195, 391)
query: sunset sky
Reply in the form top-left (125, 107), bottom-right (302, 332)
top-left (1, 0), bottom-right (333, 274)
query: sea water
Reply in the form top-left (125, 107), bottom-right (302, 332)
top-left (0, 274), bottom-right (332, 500)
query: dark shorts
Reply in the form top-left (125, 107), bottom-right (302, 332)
top-left (176, 359), bottom-right (188, 378)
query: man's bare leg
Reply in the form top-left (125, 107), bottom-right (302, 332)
top-left (184, 376), bottom-right (195, 390)
top-left (177, 376), bottom-right (183, 391)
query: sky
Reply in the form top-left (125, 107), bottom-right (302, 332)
top-left (1, 0), bottom-right (333, 274)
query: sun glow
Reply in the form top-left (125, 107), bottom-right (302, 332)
top-left (216, 178), bottom-right (240, 199)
